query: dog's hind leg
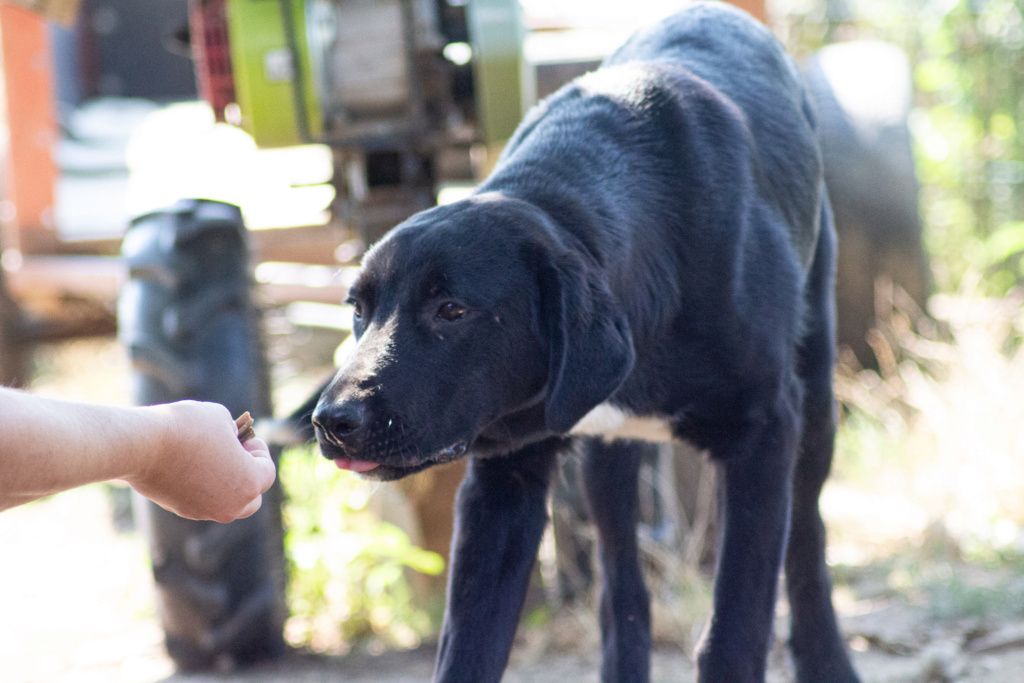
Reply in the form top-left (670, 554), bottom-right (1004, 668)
top-left (785, 197), bottom-right (860, 682)
top-left (433, 438), bottom-right (560, 683)
top-left (578, 439), bottom-right (651, 683)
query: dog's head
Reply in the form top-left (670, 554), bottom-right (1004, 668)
top-left (312, 193), bottom-right (635, 480)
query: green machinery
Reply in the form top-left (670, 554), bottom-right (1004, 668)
top-left (196, 0), bottom-right (527, 243)
top-left (226, 0), bottom-right (525, 148)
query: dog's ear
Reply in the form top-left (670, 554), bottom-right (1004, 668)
top-left (541, 251), bottom-right (636, 434)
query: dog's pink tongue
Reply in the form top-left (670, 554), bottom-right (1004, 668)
top-left (334, 458), bottom-right (380, 472)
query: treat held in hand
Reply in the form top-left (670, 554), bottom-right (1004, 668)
top-left (235, 412), bottom-right (256, 444)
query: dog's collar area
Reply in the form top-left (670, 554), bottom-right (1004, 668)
top-left (474, 398), bottom-right (550, 453)
top-left (570, 402), bottom-right (674, 443)
top-left (434, 442), bottom-right (468, 462)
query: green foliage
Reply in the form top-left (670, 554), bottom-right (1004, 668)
top-left (280, 446), bottom-right (444, 653)
top-left (833, 405), bottom-right (911, 483)
top-left (779, 0), bottom-right (1024, 293)
top-left (879, 556), bottom-right (1024, 620)
top-left (912, 0), bottom-right (1024, 292)
top-left (928, 576), bottom-right (1022, 619)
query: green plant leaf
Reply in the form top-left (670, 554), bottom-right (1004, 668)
top-left (986, 221), bottom-right (1024, 264)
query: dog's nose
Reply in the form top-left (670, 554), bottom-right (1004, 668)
top-left (312, 402), bottom-right (365, 442)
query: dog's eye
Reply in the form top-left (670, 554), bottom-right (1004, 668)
top-left (436, 302), bottom-right (466, 322)
top-left (347, 298), bottom-right (363, 320)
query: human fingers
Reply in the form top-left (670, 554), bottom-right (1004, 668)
top-left (243, 439), bottom-right (277, 493)
top-left (234, 493), bottom-right (263, 520)
top-left (220, 457), bottom-right (272, 522)
top-left (242, 437), bottom-right (270, 458)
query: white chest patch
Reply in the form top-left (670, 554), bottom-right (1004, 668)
top-left (570, 403), bottom-right (675, 443)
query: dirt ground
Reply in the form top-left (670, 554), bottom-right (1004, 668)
top-left (5, 455), bottom-right (1024, 683)
top-left (7, 338), bottom-right (1024, 683)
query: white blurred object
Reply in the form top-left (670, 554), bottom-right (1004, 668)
top-left (124, 102), bottom-right (335, 230)
top-left (55, 99), bottom-right (336, 240)
top-left (814, 41), bottom-right (913, 135)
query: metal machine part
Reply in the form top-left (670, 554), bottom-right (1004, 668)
top-left (213, 0), bottom-right (524, 245)
top-left (221, 0), bottom-right (523, 150)
top-left (305, 0), bottom-right (437, 139)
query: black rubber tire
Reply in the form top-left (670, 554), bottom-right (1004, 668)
top-left (119, 199), bottom-right (286, 671)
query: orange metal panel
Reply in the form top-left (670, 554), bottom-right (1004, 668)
top-left (0, 3), bottom-right (59, 252)
top-left (728, 0), bottom-right (767, 23)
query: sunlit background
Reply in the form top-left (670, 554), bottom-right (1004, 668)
top-left (5, 0), bottom-right (1024, 681)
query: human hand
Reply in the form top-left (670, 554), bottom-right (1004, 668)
top-left (128, 401), bottom-right (277, 523)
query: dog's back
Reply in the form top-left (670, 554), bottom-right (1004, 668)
top-left (484, 2), bottom-right (825, 424)
top-left (603, 2), bottom-right (821, 265)
top-left (492, 2), bottom-right (822, 273)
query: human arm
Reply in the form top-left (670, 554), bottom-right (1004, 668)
top-left (0, 387), bottom-right (276, 522)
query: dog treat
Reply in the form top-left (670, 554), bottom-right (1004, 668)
top-left (235, 412), bottom-right (256, 443)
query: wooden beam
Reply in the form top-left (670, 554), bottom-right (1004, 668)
top-left (5, 255), bottom-right (126, 303)
top-left (5, 255), bottom-right (353, 309)
top-left (249, 223), bottom-right (356, 265)
top-left (12, 221), bottom-right (357, 264)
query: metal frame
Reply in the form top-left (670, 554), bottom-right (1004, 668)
top-left (279, 0), bottom-right (432, 149)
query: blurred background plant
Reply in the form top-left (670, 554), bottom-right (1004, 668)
top-left (779, 0), bottom-right (1024, 293)
top-left (279, 446), bottom-right (444, 655)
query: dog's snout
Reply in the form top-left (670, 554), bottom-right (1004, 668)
top-left (312, 402), bottom-right (365, 443)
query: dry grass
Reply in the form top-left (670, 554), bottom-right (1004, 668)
top-left (826, 278), bottom-right (1024, 568)
top-left (524, 277), bottom-right (1024, 663)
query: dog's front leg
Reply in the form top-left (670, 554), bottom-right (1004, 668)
top-left (433, 439), bottom-right (560, 683)
top-left (695, 395), bottom-right (800, 683)
top-left (579, 439), bottom-right (651, 683)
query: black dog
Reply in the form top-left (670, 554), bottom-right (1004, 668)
top-left (312, 4), bottom-right (858, 681)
